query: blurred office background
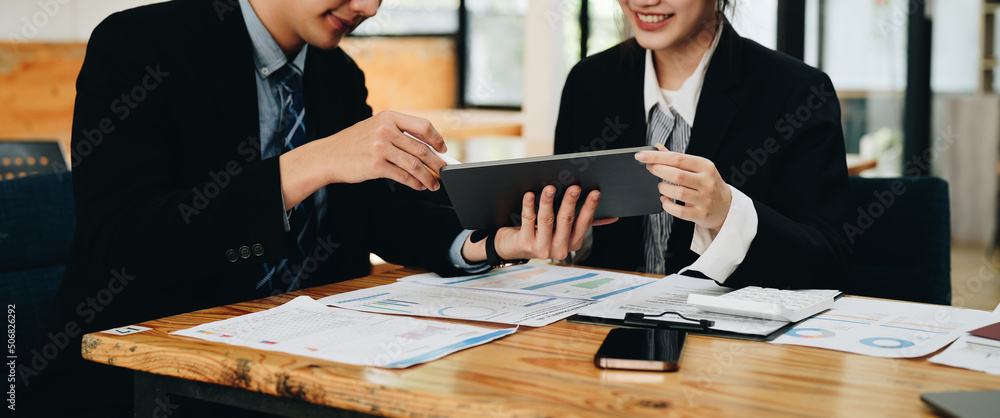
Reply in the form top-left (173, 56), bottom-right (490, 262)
top-left (1, 0), bottom-right (998, 310)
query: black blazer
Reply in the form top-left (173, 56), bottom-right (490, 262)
top-left (37, 0), bottom-right (465, 410)
top-left (554, 24), bottom-right (850, 289)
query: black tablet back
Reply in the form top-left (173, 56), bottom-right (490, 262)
top-left (440, 146), bottom-right (661, 230)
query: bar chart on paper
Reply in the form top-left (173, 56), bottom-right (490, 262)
top-left (318, 281), bottom-right (594, 327)
top-left (398, 264), bottom-right (657, 300)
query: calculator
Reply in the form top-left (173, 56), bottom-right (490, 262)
top-left (686, 286), bottom-right (836, 322)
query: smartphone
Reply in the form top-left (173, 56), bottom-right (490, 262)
top-left (594, 328), bottom-right (686, 372)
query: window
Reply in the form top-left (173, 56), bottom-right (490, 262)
top-left (464, 0), bottom-right (529, 107)
top-left (352, 0), bottom-right (459, 36)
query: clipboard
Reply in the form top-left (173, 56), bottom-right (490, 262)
top-left (569, 311), bottom-right (801, 342)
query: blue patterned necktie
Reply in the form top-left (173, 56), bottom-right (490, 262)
top-left (257, 64), bottom-right (314, 294)
top-left (644, 103), bottom-right (691, 275)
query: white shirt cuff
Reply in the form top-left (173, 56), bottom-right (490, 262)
top-left (449, 229), bottom-right (490, 273)
top-left (679, 185), bottom-right (757, 283)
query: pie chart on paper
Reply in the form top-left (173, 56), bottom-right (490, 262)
top-left (785, 328), bottom-right (836, 338)
top-left (859, 337), bottom-right (915, 349)
top-left (437, 306), bottom-right (497, 319)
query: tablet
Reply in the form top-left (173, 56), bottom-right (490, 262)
top-left (440, 146), bottom-right (661, 231)
top-left (921, 391), bottom-right (1000, 418)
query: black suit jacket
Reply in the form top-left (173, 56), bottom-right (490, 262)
top-left (36, 0), bottom-right (465, 412)
top-left (554, 24), bottom-right (850, 289)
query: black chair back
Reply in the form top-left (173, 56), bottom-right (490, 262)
top-left (0, 172), bottom-right (75, 353)
top-left (845, 176), bottom-right (951, 305)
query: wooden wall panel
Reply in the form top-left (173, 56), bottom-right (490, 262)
top-left (0, 42), bottom-right (84, 150)
top-left (0, 37), bottom-right (456, 149)
top-left (340, 37), bottom-right (457, 113)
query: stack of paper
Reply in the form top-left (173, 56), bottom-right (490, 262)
top-left (320, 264), bottom-right (658, 327)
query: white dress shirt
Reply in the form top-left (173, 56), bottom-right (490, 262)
top-left (641, 25), bottom-right (758, 283)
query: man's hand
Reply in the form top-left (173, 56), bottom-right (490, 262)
top-left (279, 111), bottom-right (448, 209)
top-left (635, 144), bottom-right (732, 231)
top-left (462, 185), bottom-right (618, 264)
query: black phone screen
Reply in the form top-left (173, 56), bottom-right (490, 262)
top-left (594, 328), bottom-right (686, 371)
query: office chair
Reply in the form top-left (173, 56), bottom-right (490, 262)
top-left (844, 176), bottom-right (951, 305)
top-left (0, 141), bottom-right (67, 180)
top-left (0, 172), bottom-right (75, 354)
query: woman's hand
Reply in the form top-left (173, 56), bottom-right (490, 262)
top-left (635, 144), bottom-right (732, 231)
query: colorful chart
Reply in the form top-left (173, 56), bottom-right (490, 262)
top-left (786, 328), bottom-right (836, 338)
top-left (437, 306), bottom-right (497, 319)
top-left (859, 337), bottom-right (915, 349)
top-left (573, 278), bottom-right (615, 289)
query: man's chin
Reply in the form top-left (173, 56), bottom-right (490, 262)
top-left (306, 33), bottom-right (345, 50)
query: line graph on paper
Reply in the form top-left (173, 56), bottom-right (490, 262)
top-left (397, 264), bottom-right (657, 300)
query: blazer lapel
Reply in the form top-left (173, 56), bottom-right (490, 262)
top-left (621, 41), bottom-right (648, 149)
top-left (182, 1), bottom-right (261, 160)
top-left (687, 23), bottom-right (742, 161)
top-left (302, 46), bottom-right (346, 142)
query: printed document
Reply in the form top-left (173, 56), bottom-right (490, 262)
top-left (930, 310), bottom-right (1000, 374)
top-left (770, 297), bottom-right (993, 358)
top-left (319, 281), bottom-right (593, 327)
top-left (172, 296), bottom-right (515, 368)
top-left (400, 264), bottom-right (657, 300)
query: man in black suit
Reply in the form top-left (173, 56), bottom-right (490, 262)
top-left (31, 0), bottom-right (603, 414)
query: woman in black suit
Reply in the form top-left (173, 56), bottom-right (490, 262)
top-left (555, 0), bottom-right (850, 289)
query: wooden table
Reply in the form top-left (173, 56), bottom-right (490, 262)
top-left (82, 267), bottom-right (1000, 417)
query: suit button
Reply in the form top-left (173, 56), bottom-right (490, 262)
top-left (225, 249), bottom-right (238, 263)
top-left (252, 243), bottom-right (264, 256)
top-left (239, 246), bottom-right (251, 259)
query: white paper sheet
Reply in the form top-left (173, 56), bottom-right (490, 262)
top-left (399, 264), bottom-right (657, 300)
top-left (929, 334), bottom-right (1000, 374)
top-left (319, 281), bottom-right (593, 327)
top-left (930, 311), bottom-right (1000, 374)
top-left (575, 274), bottom-right (790, 336)
top-left (171, 296), bottom-right (516, 368)
top-left (770, 298), bottom-right (994, 358)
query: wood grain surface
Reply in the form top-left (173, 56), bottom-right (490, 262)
top-left (82, 267), bottom-right (1000, 417)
